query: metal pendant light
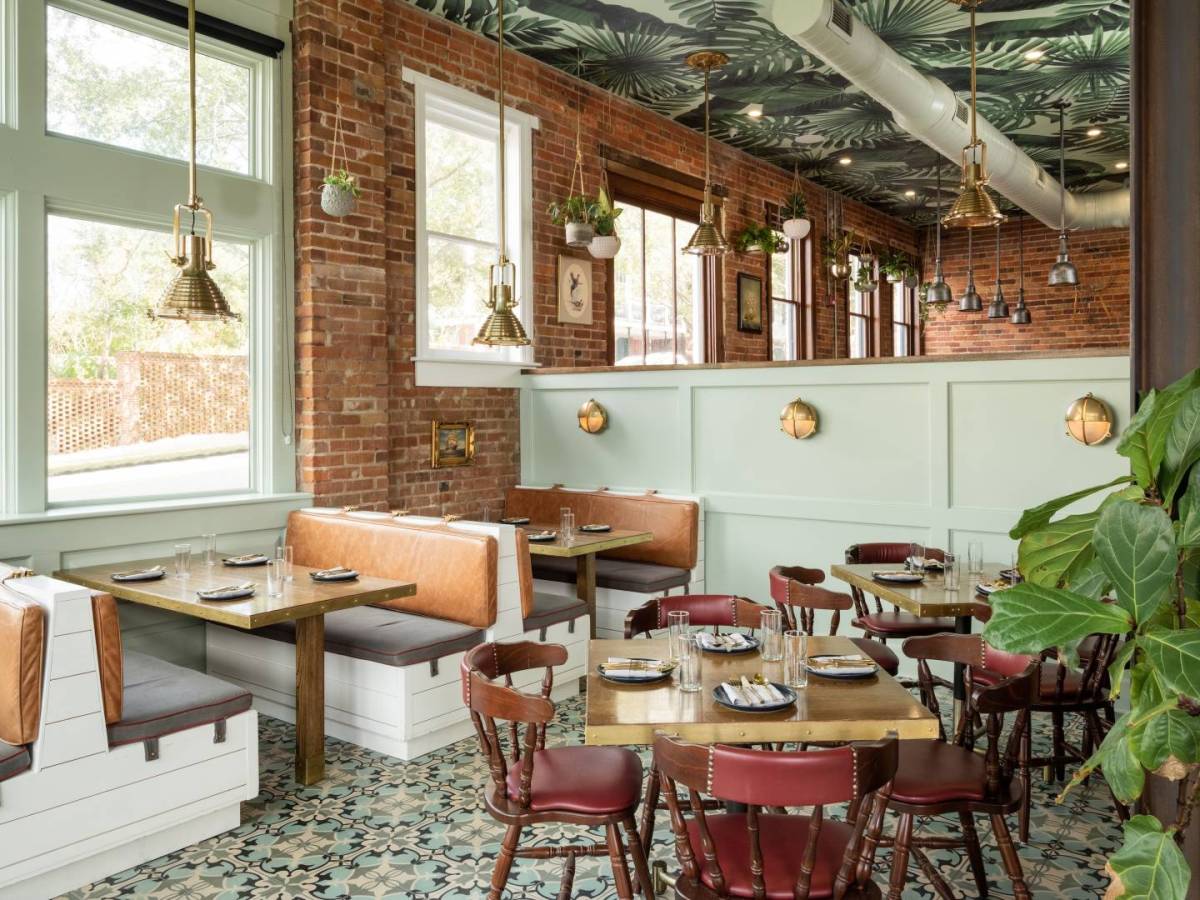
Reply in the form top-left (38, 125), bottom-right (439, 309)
top-left (1011, 214), bottom-right (1032, 324)
top-left (987, 222), bottom-right (1009, 318)
top-left (153, 0), bottom-right (237, 322)
top-left (1048, 101), bottom-right (1080, 287)
top-left (927, 160), bottom-right (953, 304)
top-left (683, 50), bottom-right (729, 256)
top-left (959, 229), bottom-right (982, 311)
top-left (472, 0), bottom-right (531, 346)
top-left (943, 1), bottom-right (1005, 230)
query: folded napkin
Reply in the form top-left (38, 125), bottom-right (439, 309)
top-left (224, 554), bottom-right (268, 564)
top-left (198, 582), bottom-right (254, 597)
top-left (313, 566), bottom-right (354, 578)
top-left (721, 676), bottom-right (785, 707)
top-left (697, 632), bottom-right (750, 649)
top-left (602, 657), bottom-right (669, 678)
top-left (808, 654), bottom-right (875, 674)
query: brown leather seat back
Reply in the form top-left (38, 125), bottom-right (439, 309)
top-left (0, 587), bottom-right (45, 746)
top-left (514, 528), bottom-right (535, 619)
top-left (286, 511), bottom-right (498, 629)
top-left (92, 593), bottom-right (124, 724)
top-left (505, 487), bottom-right (699, 570)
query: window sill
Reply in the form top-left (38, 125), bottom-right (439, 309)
top-left (0, 491), bottom-right (313, 527)
top-left (412, 357), bottom-right (539, 388)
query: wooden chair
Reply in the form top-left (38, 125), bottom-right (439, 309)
top-left (461, 641), bottom-right (653, 899)
top-left (623, 593), bottom-right (769, 639)
top-left (768, 565), bottom-right (900, 676)
top-left (654, 732), bottom-right (898, 898)
top-left (863, 634), bottom-right (1038, 900)
top-left (844, 543), bottom-right (956, 644)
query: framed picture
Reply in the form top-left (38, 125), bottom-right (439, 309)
top-left (431, 420), bottom-right (475, 468)
top-left (737, 272), bottom-right (764, 333)
top-left (557, 254), bottom-right (593, 325)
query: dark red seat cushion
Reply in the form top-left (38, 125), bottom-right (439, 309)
top-left (975, 662), bottom-right (1085, 701)
top-left (853, 612), bottom-right (956, 636)
top-left (850, 637), bottom-right (899, 675)
top-left (686, 813), bottom-right (856, 898)
top-left (506, 746), bottom-right (642, 814)
top-left (889, 741), bottom-right (987, 805)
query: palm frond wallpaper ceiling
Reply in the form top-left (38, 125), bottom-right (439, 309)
top-left (407, 0), bottom-right (1129, 223)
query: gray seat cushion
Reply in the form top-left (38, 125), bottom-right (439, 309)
top-left (523, 593), bottom-right (588, 633)
top-left (531, 556), bottom-right (691, 594)
top-left (254, 606), bottom-right (485, 668)
top-left (0, 742), bottom-right (30, 782)
top-left (108, 651), bottom-right (253, 747)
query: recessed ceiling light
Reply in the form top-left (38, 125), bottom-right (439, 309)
top-left (1023, 48), bottom-right (1046, 61)
top-left (904, 189), bottom-right (916, 197)
top-left (744, 103), bottom-right (764, 119)
top-left (1115, 161), bottom-right (1128, 170)
top-left (1086, 126), bottom-right (1102, 137)
top-left (838, 156), bottom-right (853, 166)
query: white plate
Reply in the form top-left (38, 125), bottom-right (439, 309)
top-left (223, 554), bottom-right (269, 567)
top-left (579, 524), bottom-right (612, 533)
top-left (311, 569), bottom-right (359, 582)
top-left (872, 571), bottom-right (924, 584)
top-left (806, 656), bottom-right (878, 679)
top-left (527, 531), bottom-right (557, 542)
top-left (197, 586), bottom-right (255, 601)
top-left (111, 568), bottom-right (166, 582)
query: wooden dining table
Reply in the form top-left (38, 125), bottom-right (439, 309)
top-left (55, 556), bottom-right (416, 785)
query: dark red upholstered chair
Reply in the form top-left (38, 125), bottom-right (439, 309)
top-left (844, 543), bottom-right (956, 643)
top-left (623, 593), bottom-right (769, 639)
top-left (863, 634), bottom-right (1038, 900)
top-left (461, 641), bottom-right (653, 899)
top-left (768, 565), bottom-right (899, 677)
top-left (654, 733), bottom-right (898, 899)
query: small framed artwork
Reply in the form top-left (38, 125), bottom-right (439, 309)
top-left (557, 254), bottom-right (593, 325)
top-left (737, 272), bottom-right (764, 333)
top-left (431, 420), bottom-right (475, 468)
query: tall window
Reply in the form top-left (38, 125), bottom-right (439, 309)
top-left (847, 252), bottom-right (875, 359)
top-left (612, 201), bottom-right (705, 366)
top-left (892, 281), bottom-right (917, 357)
top-left (412, 71), bottom-right (535, 363)
top-left (771, 237), bottom-right (812, 361)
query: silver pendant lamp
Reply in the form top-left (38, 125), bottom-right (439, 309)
top-left (987, 222), bottom-right (1009, 318)
top-left (1011, 214), bottom-right (1032, 324)
top-left (927, 160), bottom-right (953, 304)
top-left (959, 228), bottom-right (982, 311)
top-left (1048, 101), bottom-right (1080, 286)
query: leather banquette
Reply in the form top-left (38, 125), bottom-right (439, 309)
top-left (0, 587), bottom-right (45, 782)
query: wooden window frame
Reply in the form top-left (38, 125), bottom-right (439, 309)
top-left (846, 250), bottom-right (879, 359)
top-left (764, 202), bottom-right (813, 361)
top-left (891, 278), bottom-right (919, 357)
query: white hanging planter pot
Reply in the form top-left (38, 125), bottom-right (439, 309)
top-left (565, 222), bottom-right (595, 247)
top-left (886, 272), bottom-right (902, 284)
top-left (588, 234), bottom-right (621, 259)
top-left (782, 217), bottom-right (811, 241)
top-left (321, 183), bottom-right (357, 218)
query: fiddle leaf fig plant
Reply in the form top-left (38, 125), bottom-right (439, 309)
top-left (983, 367), bottom-right (1200, 900)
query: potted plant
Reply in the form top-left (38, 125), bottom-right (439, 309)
top-left (587, 186), bottom-right (623, 259)
top-left (548, 195), bottom-right (597, 247)
top-left (918, 282), bottom-right (950, 323)
top-left (880, 247), bottom-right (915, 285)
top-left (781, 191), bottom-right (811, 241)
top-left (733, 222), bottom-right (787, 254)
top-left (321, 168), bottom-right (360, 218)
top-left (824, 232), bottom-right (854, 279)
top-left (983, 366), bottom-right (1200, 900)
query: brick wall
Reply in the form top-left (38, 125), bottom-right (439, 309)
top-left (920, 219), bottom-right (1130, 355)
top-left (293, 0), bottom-right (921, 509)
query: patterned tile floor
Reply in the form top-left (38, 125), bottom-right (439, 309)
top-left (63, 696), bottom-right (1118, 899)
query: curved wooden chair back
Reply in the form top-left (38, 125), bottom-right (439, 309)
top-left (768, 565), bottom-right (851, 635)
top-left (624, 594), bottom-right (768, 639)
top-left (844, 542), bottom-right (946, 616)
top-left (460, 641), bottom-right (567, 807)
top-left (653, 733), bottom-right (898, 898)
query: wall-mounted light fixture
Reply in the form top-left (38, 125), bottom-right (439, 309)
top-left (780, 398), bottom-right (818, 440)
top-left (577, 398), bottom-right (608, 434)
top-left (1065, 393), bottom-right (1113, 446)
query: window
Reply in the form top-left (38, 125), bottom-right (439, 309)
top-left (770, 237), bottom-right (813, 361)
top-left (847, 252), bottom-right (875, 359)
top-left (411, 70), bottom-right (535, 364)
top-left (612, 201), bottom-right (705, 366)
top-left (892, 280), bottom-right (917, 357)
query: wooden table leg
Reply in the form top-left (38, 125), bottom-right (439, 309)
top-left (577, 553), bottom-right (597, 640)
top-left (294, 614), bottom-right (326, 785)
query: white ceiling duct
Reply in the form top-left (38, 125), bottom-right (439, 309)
top-left (772, 0), bottom-right (1129, 230)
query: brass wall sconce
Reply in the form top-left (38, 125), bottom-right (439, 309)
top-left (780, 398), bottom-right (818, 440)
top-left (577, 398), bottom-right (608, 434)
top-left (1065, 393), bottom-right (1113, 446)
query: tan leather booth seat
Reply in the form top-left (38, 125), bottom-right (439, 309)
top-left (513, 528), bottom-right (587, 632)
top-left (92, 593), bottom-right (124, 724)
top-left (0, 587), bottom-right (45, 776)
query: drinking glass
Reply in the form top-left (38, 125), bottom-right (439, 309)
top-left (968, 540), bottom-right (984, 579)
top-left (943, 552), bottom-right (960, 591)
top-left (909, 541), bottom-right (925, 572)
top-left (560, 507), bottom-right (575, 544)
top-left (277, 545), bottom-right (294, 582)
top-left (784, 630), bottom-right (808, 689)
top-left (759, 608), bottom-right (783, 662)
top-left (667, 610), bottom-right (690, 661)
top-left (266, 558), bottom-right (285, 597)
top-left (173, 543), bottom-right (192, 578)
top-left (677, 633), bottom-right (702, 693)
top-left (202, 533), bottom-right (217, 567)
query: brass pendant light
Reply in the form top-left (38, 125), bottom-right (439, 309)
top-left (472, 0), bottom-right (531, 347)
top-left (943, 1), bottom-right (1005, 230)
top-left (986, 222), bottom-right (1009, 318)
top-left (959, 228), bottom-right (982, 311)
top-left (927, 159), bottom-right (953, 304)
top-left (1048, 100), bottom-right (1080, 286)
top-left (153, 0), bottom-right (237, 322)
top-left (1011, 214), bottom-right (1032, 324)
top-left (683, 50), bottom-right (730, 256)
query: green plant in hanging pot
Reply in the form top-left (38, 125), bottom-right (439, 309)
top-left (823, 232), bottom-right (854, 279)
top-left (781, 192), bottom-right (811, 241)
top-left (983, 367), bottom-right (1200, 900)
top-left (322, 168), bottom-right (361, 217)
top-left (880, 247), bottom-right (915, 286)
top-left (733, 222), bottom-right (787, 254)
top-left (548, 195), bottom-right (598, 248)
top-left (587, 186), bottom-right (623, 260)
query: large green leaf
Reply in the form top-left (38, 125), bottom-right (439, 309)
top-left (1067, 556), bottom-right (1113, 601)
top-left (1105, 815), bottom-right (1192, 900)
top-left (1118, 389), bottom-right (1161, 490)
top-left (1135, 707), bottom-right (1200, 771)
top-left (1177, 467), bottom-right (1200, 549)
top-left (1108, 637), bottom-right (1137, 701)
top-left (1089, 712), bottom-right (1146, 804)
top-left (1008, 474), bottom-right (1134, 540)
top-left (1140, 628), bottom-right (1200, 699)
top-left (1094, 501), bottom-right (1177, 625)
top-left (1161, 390), bottom-right (1200, 506)
top-left (982, 583), bottom-right (1132, 654)
top-left (1019, 511), bottom-right (1099, 588)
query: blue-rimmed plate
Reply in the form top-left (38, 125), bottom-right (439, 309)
top-left (311, 568), bottom-right (359, 583)
top-left (712, 681), bottom-right (796, 713)
top-left (111, 566), bottom-right (166, 583)
top-left (579, 524), bottom-right (612, 533)
top-left (597, 658), bottom-right (675, 685)
top-left (871, 570), bottom-right (924, 584)
top-left (698, 634), bottom-right (760, 654)
top-left (806, 655), bottom-right (878, 680)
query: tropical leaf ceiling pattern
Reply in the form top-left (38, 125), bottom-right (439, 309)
top-left (406, 0), bottom-right (1130, 222)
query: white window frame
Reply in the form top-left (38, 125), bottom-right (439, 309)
top-left (406, 68), bottom-right (538, 388)
top-left (0, 0), bottom-right (295, 516)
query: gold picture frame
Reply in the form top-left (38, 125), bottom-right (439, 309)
top-left (431, 420), bottom-right (475, 468)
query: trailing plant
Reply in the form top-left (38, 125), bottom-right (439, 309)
top-left (547, 194), bottom-right (598, 226)
top-left (880, 247), bottom-right (913, 282)
top-left (592, 186), bottom-right (623, 237)
top-left (733, 222), bottom-right (787, 254)
top-left (983, 367), bottom-right (1200, 900)
top-left (823, 231), bottom-right (855, 274)
top-left (781, 191), bottom-right (808, 221)
top-left (323, 168), bottom-right (361, 197)
top-left (918, 282), bottom-right (949, 324)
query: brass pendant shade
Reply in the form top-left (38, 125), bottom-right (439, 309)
top-left (683, 50), bottom-right (729, 257)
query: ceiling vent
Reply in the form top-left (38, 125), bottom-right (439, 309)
top-left (954, 98), bottom-right (969, 126)
top-left (828, 1), bottom-right (853, 40)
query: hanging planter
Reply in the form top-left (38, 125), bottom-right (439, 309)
top-left (551, 94), bottom-right (598, 248)
top-left (780, 166), bottom-right (811, 240)
top-left (823, 231), bottom-right (854, 280)
top-left (880, 247), bottom-right (917, 285)
top-left (588, 183), bottom-right (623, 259)
top-left (733, 222), bottom-right (787, 254)
top-left (320, 103), bottom-right (360, 218)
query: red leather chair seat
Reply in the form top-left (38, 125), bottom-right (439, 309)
top-left (506, 746), bottom-right (642, 814)
top-left (853, 612), bottom-right (956, 636)
top-left (686, 813), bottom-right (856, 898)
top-left (974, 662), bottom-right (1085, 701)
top-left (889, 741), bottom-right (987, 805)
top-left (850, 637), bottom-right (899, 675)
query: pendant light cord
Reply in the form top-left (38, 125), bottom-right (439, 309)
top-left (497, 0), bottom-right (507, 263)
top-left (968, 3), bottom-right (977, 148)
top-left (187, 0), bottom-right (198, 207)
top-left (994, 221), bottom-right (1000, 286)
top-left (1018, 215), bottom-right (1025, 288)
top-left (703, 66), bottom-right (711, 195)
top-left (1058, 103), bottom-right (1067, 233)
top-left (934, 160), bottom-right (942, 256)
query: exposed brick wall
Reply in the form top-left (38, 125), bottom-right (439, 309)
top-left (920, 219), bottom-right (1130, 355)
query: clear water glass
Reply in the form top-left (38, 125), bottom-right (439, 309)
top-left (784, 630), bottom-right (808, 689)
top-left (202, 533), bottom-right (217, 567)
top-left (760, 608), bottom-right (783, 662)
top-left (909, 541), bottom-right (925, 572)
top-left (677, 633), bottom-right (702, 693)
top-left (173, 543), bottom-right (192, 578)
top-left (943, 552), bottom-right (960, 591)
top-left (277, 545), bottom-right (294, 582)
top-left (266, 558), bottom-right (285, 597)
top-left (560, 507), bottom-right (575, 544)
top-left (968, 540), bottom-right (985, 578)
top-left (667, 610), bottom-right (690, 661)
